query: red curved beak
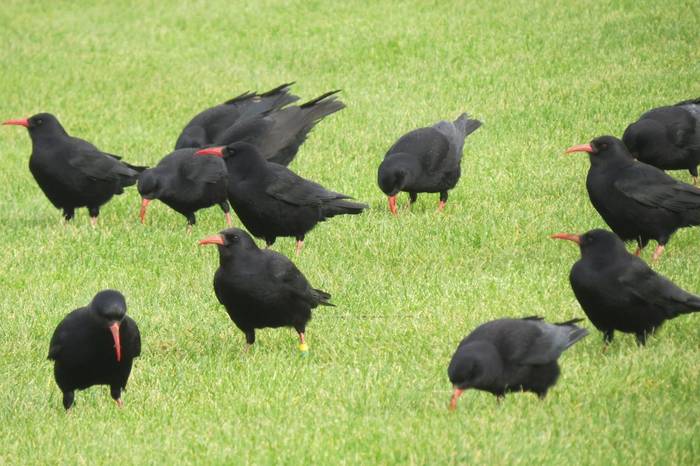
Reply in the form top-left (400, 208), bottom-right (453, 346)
top-left (198, 234), bottom-right (225, 246)
top-left (550, 232), bottom-right (581, 244)
top-left (449, 387), bottom-right (464, 411)
top-left (388, 195), bottom-right (397, 216)
top-left (195, 146), bottom-right (225, 157)
top-left (3, 118), bottom-right (29, 128)
top-left (139, 198), bottom-right (150, 224)
top-left (564, 143), bottom-right (593, 154)
top-left (109, 322), bottom-right (121, 362)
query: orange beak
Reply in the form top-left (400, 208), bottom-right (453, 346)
top-left (449, 387), bottom-right (464, 411)
top-left (388, 195), bottom-right (397, 216)
top-left (198, 234), bottom-right (225, 246)
top-left (139, 198), bottom-right (150, 224)
top-left (109, 322), bottom-right (121, 362)
top-left (195, 146), bottom-right (225, 157)
top-left (564, 143), bottom-right (593, 154)
top-left (3, 118), bottom-right (29, 128)
top-left (550, 232), bottom-right (581, 244)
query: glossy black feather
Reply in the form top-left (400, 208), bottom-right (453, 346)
top-left (583, 136), bottom-right (700, 250)
top-left (377, 113), bottom-right (481, 202)
top-left (175, 83), bottom-right (299, 150)
top-left (48, 290), bottom-right (141, 410)
top-left (214, 90), bottom-right (345, 166)
top-left (623, 98), bottom-right (700, 178)
top-left (207, 228), bottom-right (333, 347)
top-left (218, 142), bottom-right (367, 247)
top-left (138, 149), bottom-right (229, 226)
top-left (448, 317), bottom-right (587, 398)
top-left (564, 229), bottom-right (700, 344)
top-left (12, 113), bottom-right (144, 221)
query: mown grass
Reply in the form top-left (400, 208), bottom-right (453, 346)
top-left (1, 0), bottom-right (699, 464)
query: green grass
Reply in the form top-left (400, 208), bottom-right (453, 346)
top-left (1, 0), bottom-right (699, 464)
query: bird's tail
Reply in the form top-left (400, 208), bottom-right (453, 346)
top-left (555, 318), bottom-right (589, 348)
top-left (312, 288), bottom-right (335, 307)
top-left (321, 199), bottom-right (369, 219)
top-left (299, 90), bottom-right (346, 122)
top-left (122, 162), bottom-right (149, 173)
top-left (453, 113), bottom-right (482, 138)
top-left (674, 97), bottom-right (700, 107)
top-left (672, 294), bottom-right (700, 317)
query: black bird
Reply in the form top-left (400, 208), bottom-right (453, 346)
top-left (195, 143), bottom-right (367, 255)
top-left (213, 90), bottom-right (345, 166)
top-left (377, 113), bottom-right (481, 215)
top-left (566, 135), bottom-right (700, 260)
top-left (448, 317), bottom-right (587, 410)
top-left (551, 229), bottom-right (700, 346)
top-left (175, 82), bottom-right (299, 150)
top-left (3, 113), bottom-right (146, 225)
top-left (623, 97), bottom-right (700, 183)
top-left (48, 290), bottom-right (141, 410)
top-left (199, 227), bottom-right (333, 353)
top-left (138, 148), bottom-right (231, 230)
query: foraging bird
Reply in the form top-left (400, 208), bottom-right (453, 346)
top-left (623, 97), bottom-right (700, 183)
top-left (551, 228), bottom-right (700, 346)
top-left (199, 227), bottom-right (333, 353)
top-left (213, 90), bottom-right (345, 166)
top-left (3, 113), bottom-right (145, 225)
top-left (195, 143), bottom-right (367, 255)
top-left (378, 113), bottom-right (481, 215)
top-left (175, 82), bottom-right (299, 150)
top-left (137, 148), bottom-right (231, 230)
top-left (448, 317), bottom-right (587, 410)
top-left (48, 290), bottom-right (141, 410)
top-left (566, 135), bottom-right (700, 260)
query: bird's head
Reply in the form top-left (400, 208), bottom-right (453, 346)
top-left (195, 142), bottom-right (263, 175)
top-left (89, 290), bottom-right (127, 362)
top-left (447, 342), bottom-right (501, 410)
top-left (550, 229), bottom-right (627, 260)
top-left (137, 170), bottom-right (160, 224)
top-left (3, 112), bottom-right (64, 136)
top-left (622, 120), bottom-right (670, 160)
top-left (377, 156), bottom-right (412, 216)
top-left (565, 135), bottom-right (632, 166)
top-left (199, 227), bottom-right (259, 263)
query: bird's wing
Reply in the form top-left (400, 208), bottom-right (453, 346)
top-left (617, 260), bottom-right (700, 315)
top-left (519, 321), bottom-right (587, 365)
top-left (265, 251), bottom-right (315, 304)
top-left (47, 323), bottom-right (67, 360)
top-left (181, 155), bottom-right (228, 184)
top-left (613, 163), bottom-right (700, 212)
top-left (123, 316), bottom-right (142, 358)
top-left (264, 164), bottom-right (347, 207)
top-left (388, 127), bottom-right (452, 172)
top-left (66, 146), bottom-right (138, 182)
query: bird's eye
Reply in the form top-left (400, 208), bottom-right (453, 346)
top-left (232, 235), bottom-right (239, 241)
top-left (36, 119), bottom-right (43, 125)
top-left (601, 143), bottom-right (608, 149)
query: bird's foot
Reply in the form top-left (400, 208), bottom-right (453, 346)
top-left (115, 399), bottom-right (123, 408)
top-left (437, 201), bottom-right (446, 212)
top-left (634, 247), bottom-right (642, 256)
top-left (652, 245), bottom-right (665, 262)
top-left (89, 217), bottom-right (97, 228)
top-left (693, 176), bottom-right (698, 186)
top-left (225, 212), bottom-right (232, 227)
top-left (295, 240), bottom-right (304, 256)
top-left (186, 224), bottom-right (193, 235)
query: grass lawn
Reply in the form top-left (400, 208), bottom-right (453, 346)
top-left (1, 0), bottom-right (699, 464)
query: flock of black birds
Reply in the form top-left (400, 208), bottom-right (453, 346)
top-left (4, 84), bottom-right (700, 411)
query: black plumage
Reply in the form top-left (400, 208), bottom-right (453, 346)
top-left (174, 82), bottom-right (299, 150)
top-left (377, 113), bottom-right (481, 215)
top-left (196, 142), bottom-right (367, 255)
top-left (199, 228), bottom-right (333, 353)
top-left (48, 290), bottom-right (141, 410)
top-left (213, 90), bottom-right (345, 166)
top-left (552, 229), bottom-right (700, 345)
top-left (3, 113), bottom-right (146, 225)
top-left (566, 135), bottom-right (700, 260)
top-left (447, 317), bottom-right (587, 409)
top-left (623, 97), bottom-right (700, 183)
top-left (137, 148), bottom-right (231, 229)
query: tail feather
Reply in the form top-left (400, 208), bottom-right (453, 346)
top-left (565, 326), bottom-right (589, 348)
top-left (554, 318), bottom-right (585, 326)
top-left (674, 97), bottom-right (700, 107)
top-left (312, 288), bottom-right (335, 307)
top-left (122, 162), bottom-right (148, 173)
top-left (321, 199), bottom-right (368, 218)
top-left (260, 82), bottom-right (296, 97)
top-left (298, 91), bottom-right (346, 124)
top-left (454, 113), bottom-right (482, 138)
top-left (300, 90), bottom-right (342, 108)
